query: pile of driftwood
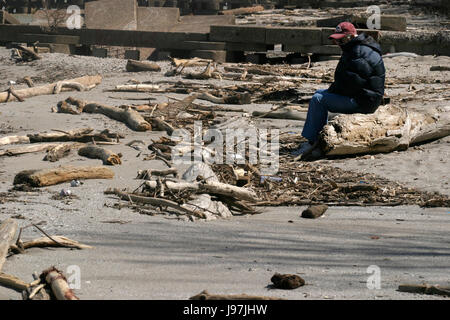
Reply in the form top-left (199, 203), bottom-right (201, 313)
top-left (0, 218), bottom-right (91, 300)
top-left (108, 79), bottom-right (312, 125)
top-left (105, 162), bottom-right (259, 221)
top-left (0, 127), bottom-right (127, 190)
top-left (104, 149), bottom-right (449, 222)
top-left (106, 116), bottom-right (270, 219)
top-left (237, 159), bottom-right (449, 208)
top-left (10, 44), bottom-right (41, 63)
top-left (57, 94), bottom-right (223, 136)
top-left (111, 58), bottom-right (332, 110)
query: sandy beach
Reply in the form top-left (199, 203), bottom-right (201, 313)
top-left (0, 46), bottom-right (449, 300)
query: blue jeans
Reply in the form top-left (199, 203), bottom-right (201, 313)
top-left (302, 89), bottom-right (360, 143)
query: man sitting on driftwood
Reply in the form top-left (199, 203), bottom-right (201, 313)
top-left (293, 22), bottom-right (386, 158)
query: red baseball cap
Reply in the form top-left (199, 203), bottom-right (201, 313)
top-left (329, 22), bottom-right (357, 40)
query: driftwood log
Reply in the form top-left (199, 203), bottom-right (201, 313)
top-left (104, 188), bottom-right (206, 219)
top-left (0, 219), bottom-right (18, 272)
top-left (28, 128), bottom-right (119, 143)
top-left (78, 145), bottom-right (122, 165)
top-left (252, 108), bottom-right (307, 120)
top-left (190, 290), bottom-right (283, 300)
top-left (126, 59), bottom-right (161, 72)
top-left (0, 135), bottom-right (30, 146)
top-left (62, 97), bottom-right (151, 132)
top-left (0, 272), bottom-right (29, 292)
top-left (43, 142), bottom-right (82, 162)
top-left (0, 143), bottom-right (61, 157)
top-left (398, 284), bottom-right (450, 297)
top-left (137, 168), bottom-right (178, 179)
top-left (55, 100), bottom-right (82, 114)
top-left (169, 57), bottom-right (211, 69)
top-left (224, 66), bottom-right (278, 76)
top-left (219, 5), bottom-right (264, 15)
top-left (148, 117), bottom-right (175, 135)
top-left (23, 76), bottom-right (34, 88)
top-left (196, 92), bottom-right (251, 105)
top-left (12, 44), bottom-right (41, 61)
top-left (14, 166), bottom-right (114, 187)
top-left (110, 84), bottom-right (161, 93)
top-left (0, 75), bottom-right (102, 103)
top-left (143, 179), bottom-right (258, 202)
top-left (185, 62), bottom-right (220, 79)
top-left (0, 129), bottom-right (117, 160)
top-left (41, 267), bottom-right (79, 300)
top-left (319, 104), bottom-right (450, 156)
top-left (9, 236), bottom-right (93, 253)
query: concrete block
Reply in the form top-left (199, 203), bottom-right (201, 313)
top-left (352, 14), bottom-right (407, 32)
top-left (225, 42), bottom-right (270, 52)
top-left (171, 15), bottom-right (235, 33)
top-left (79, 29), bottom-right (208, 48)
top-left (288, 56), bottom-right (309, 64)
top-left (321, 28), bottom-right (380, 45)
top-left (190, 50), bottom-right (227, 62)
top-left (157, 51), bottom-right (171, 61)
top-left (316, 15), bottom-right (351, 28)
top-left (226, 51), bottom-right (246, 63)
top-left (177, 41), bottom-right (226, 51)
top-left (317, 13), bottom-right (407, 31)
top-left (283, 44), bottom-right (341, 55)
top-left (85, 0), bottom-right (137, 30)
top-left (125, 50), bottom-right (140, 60)
top-left (137, 7), bottom-right (180, 32)
top-left (0, 10), bottom-right (21, 24)
top-left (265, 27), bottom-right (322, 46)
top-left (245, 53), bottom-right (266, 64)
top-left (210, 25), bottom-right (266, 43)
top-left (35, 46), bottom-right (51, 54)
top-left (18, 34), bottom-right (80, 45)
top-left (379, 30), bottom-right (450, 56)
top-left (49, 44), bottom-right (74, 54)
top-left (92, 47), bottom-right (108, 58)
top-left (138, 48), bottom-right (157, 60)
top-left (10, 13), bottom-right (34, 25)
top-left (193, 0), bottom-right (220, 12)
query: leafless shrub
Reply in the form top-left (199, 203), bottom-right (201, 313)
top-left (41, 0), bottom-right (68, 32)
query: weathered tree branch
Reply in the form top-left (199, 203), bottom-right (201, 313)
top-left (14, 166), bottom-right (114, 187)
top-left (0, 75), bottom-right (101, 103)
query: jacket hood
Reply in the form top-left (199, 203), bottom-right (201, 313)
top-left (342, 33), bottom-right (382, 54)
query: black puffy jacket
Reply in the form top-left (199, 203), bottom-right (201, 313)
top-left (328, 33), bottom-right (386, 114)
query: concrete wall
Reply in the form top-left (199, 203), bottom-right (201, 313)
top-left (170, 14), bottom-right (235, 33)
top-left (137, 6), bottom-right (180, 31)
top-left (85, 0), bottom-right (137, 30)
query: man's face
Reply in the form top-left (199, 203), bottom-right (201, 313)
top-left (333, 34), bottom-right (353, 47)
